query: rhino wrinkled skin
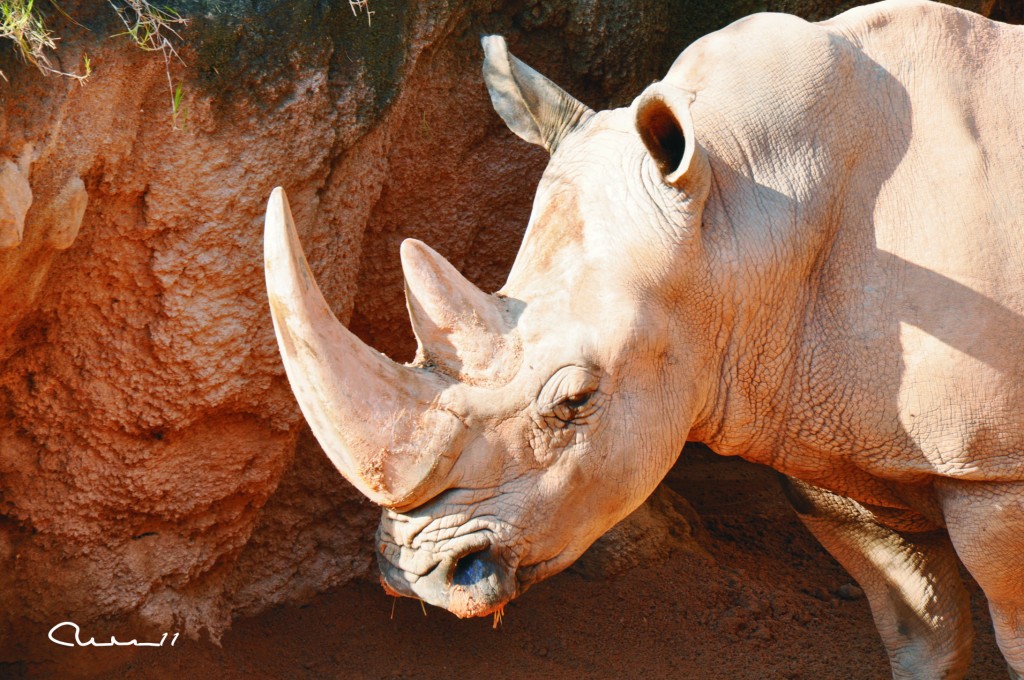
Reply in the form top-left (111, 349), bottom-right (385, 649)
top-left (265, 1), bottom-right (1024, 677)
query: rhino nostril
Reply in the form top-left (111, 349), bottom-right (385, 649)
top-left (451, 549), bottom-right (494, 587)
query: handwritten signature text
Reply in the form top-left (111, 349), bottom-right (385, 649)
top-left (48, 621), bottom-right (180, 648)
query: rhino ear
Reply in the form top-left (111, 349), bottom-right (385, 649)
top-left (401, 239), bottom-right (508, 376)
top-left (481, 35), bottom-right (593, 153)
top-left (635, 83), bottom-right (708, 192)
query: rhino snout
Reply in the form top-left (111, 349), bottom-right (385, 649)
top-left (377, 537), bottom-right (518, 619)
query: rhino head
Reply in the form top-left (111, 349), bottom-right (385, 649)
top-left (264, 36), bottom-right (719, 618)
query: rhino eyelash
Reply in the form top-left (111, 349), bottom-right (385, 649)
top-left (561, 392), bottom-right (592, 409)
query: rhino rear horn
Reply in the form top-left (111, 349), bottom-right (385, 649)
top-left (264, 188), bottom-right (466, 510)
top-left (481, 35), bottom-right (593, 153)
top-left (401, 238), bottom-right (511, 380)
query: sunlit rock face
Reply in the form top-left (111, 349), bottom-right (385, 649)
top-left (0, 0), bottom-right (1007, 663)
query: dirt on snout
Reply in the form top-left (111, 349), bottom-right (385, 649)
top-left (15, 448), bottom-right (1011, 679)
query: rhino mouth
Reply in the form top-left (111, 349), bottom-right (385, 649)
top-left (376, 530), bottom-right (521, 618)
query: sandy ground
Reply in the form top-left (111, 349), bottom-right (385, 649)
top-left (7, 448), bottom-right (1010, 679)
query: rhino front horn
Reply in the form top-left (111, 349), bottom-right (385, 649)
top-left (263, 187), bottom-right (466, 510)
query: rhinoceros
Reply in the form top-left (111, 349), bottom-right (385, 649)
top-left (264, 0), bottom-right (1024, 677)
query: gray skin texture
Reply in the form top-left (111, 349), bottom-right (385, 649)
top-left (266, 1), bottom-right (1024, 677)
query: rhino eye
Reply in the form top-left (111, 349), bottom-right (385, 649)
top-left (539, 366), bottom-right (600, 423)
top-left (551, 390), bottom-right (597, 423)
top-left (562, 392), bottom-right (592, 409)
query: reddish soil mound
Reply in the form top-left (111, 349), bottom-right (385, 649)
top-left (11, 448), bottom-right (1006, 680)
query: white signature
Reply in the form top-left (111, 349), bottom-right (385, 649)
top-left (48, 621), bottom-right (180, 647)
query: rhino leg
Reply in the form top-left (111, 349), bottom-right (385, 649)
top-left (937, 479), bottom-right (1024, 679)
top-left (780, 476), bottom-right (972, 680)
